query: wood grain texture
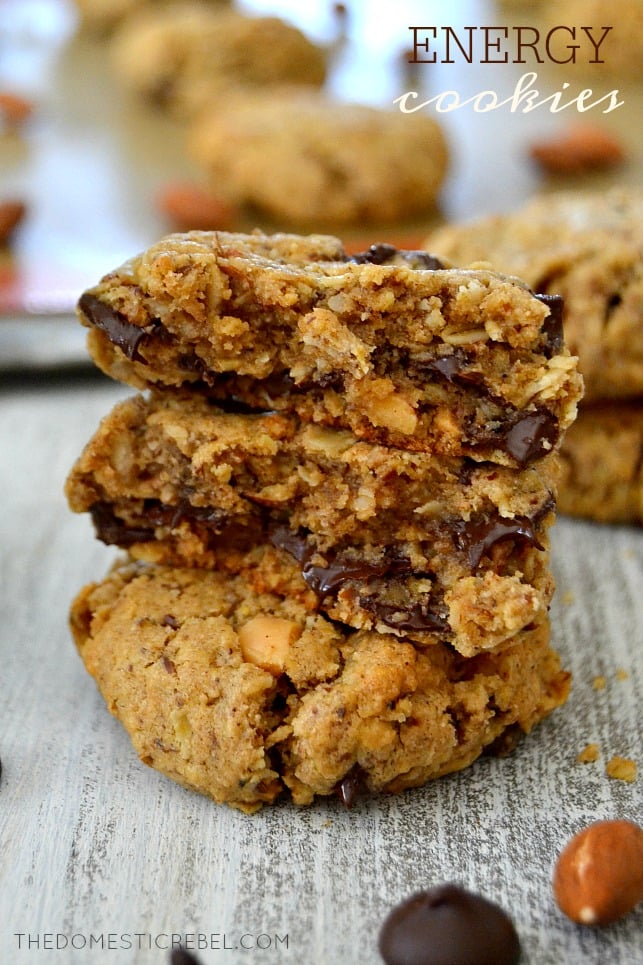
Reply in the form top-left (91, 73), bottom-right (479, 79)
top-left (1, 381), bottom-right (641, 965)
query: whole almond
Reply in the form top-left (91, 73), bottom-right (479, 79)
top-left (529, 124), bottom-right (625, 174)
top-left (553, 819), bottom-right (643, 925)
top-left (0, 92), bottom-right (34, 126)
top-left (156, 182), bottom-right (238, 231)
top-left (0, 201), bottom-right (26, 245)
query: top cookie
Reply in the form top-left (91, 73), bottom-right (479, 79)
top-left (109, 5), bottom-right (327, 117)
top-left (78, 231), bottom-right (583, 467)
top-left (426, 189), bottom-right (643, 401)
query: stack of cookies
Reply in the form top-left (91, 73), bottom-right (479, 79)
top-left (427, 188), bottom-right (643, 524)
top-left (66, 231), bottom-right (582, 811)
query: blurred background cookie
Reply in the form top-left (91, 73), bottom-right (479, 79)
top-left (109, 3), bottom-right (328, 117)
top-left (188, 89), bottom-right (448, 226)
top-left (425, 188), bottom-right (643, 525)
top-left (72, 0), bottom-right (231, 35)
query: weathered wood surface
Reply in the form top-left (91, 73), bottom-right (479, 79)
top-left (1, 380), bottom-right (641, 965)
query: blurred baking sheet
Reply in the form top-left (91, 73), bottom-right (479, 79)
top-left (1, 0), bottom-right (641, 372)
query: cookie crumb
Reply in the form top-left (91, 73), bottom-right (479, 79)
top-left (592, 676), bottom-right (606, 691)
top-left (561, 590), bottom-right (575, 605)
top-left (606, 757), bottom-right (637, 783)
top-left (577, 743), bottom-right (600, 764)
top-left (616, 668), bottom-right (629, 682)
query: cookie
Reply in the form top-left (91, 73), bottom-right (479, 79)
top-left (109, 5), bottom-right (327, 117)
top-left (70, 558), bottom-right (570, 812)
top-left (542, 0), bottom-right (643, 80)
top-left (557, 402), bottom-right (643, 524)
top-left (76, 231), bottom-right (583, 466)
top-left (73, 0), bottom-right (229, 35)
top-left (66, 392), bottom-right (558, 654)
top-left (426, 189), bottom-right (643, 401)
top-left (187, 89), bottom-right (447, 225)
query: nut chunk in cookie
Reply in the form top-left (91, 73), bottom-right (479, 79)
top-left (70, 559), bottom-right (570, 812)
top-left (77, 230), bottom-right (583, 466)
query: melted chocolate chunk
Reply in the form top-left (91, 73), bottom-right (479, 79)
top-left (410, 349), bottom-right (484, 386)
top-left (335, 765), bottom-right (366, 808)
top-left (78, 293), bottom-right (154, 362)
top-left (359, 599), bottom-right (449, 633)
top-left (349, 243), bottom-right (400, 265)
top-left (503, 411), bottom-right (559, 465)
top-left (453, 511), bottom-right (545, 570)
top-left (271, 528), bottom-right (413, 595)
top-left (378, 885), bottom-right (521, 965)
top-left (535, 292), bottom-right (565, 357)
top-left (272, 528), bottom-right (449, 633)
top-left (90, 503), bottom-right (155, 546)
top-left (90, 500), bottom-right (230, 548)
top-left (146, 500), bottom-right (228, 532)
top-left (349, 244), bottom-right (445, 269)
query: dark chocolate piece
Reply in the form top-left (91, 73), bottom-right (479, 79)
top-left (270, 528), bottom-right (406, 596)
top-left (90, 500), bottom-right (232, 547)
top-left (453, 513), bottom-right (545, 570)
top-left (410, 349), bottom-right (483, 386)
top-left (378, 884), bottom-right (521, 965)
top-left (503, 411), bottom-right (559, 466)
top-left (335, 765), bottom-right (365, 808)
top-left (170, 949), bottom-right (203, 965)
top-left (78, 293), bottom-right (154, 362)
top-left (271, 529), bottom-right (450, 633)
top-left (90, 503), bottom-right (156, 547)
top-left (535, 292), bottom-right (565, 357)
top-left (359, 599), bottom-right (449, 633)
top-left (349, 244), bottom-right (445, 270)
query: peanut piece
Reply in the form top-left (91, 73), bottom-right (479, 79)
top-left (553, 819), bottom-right (643, 925)
top-left (238, 615), bottom-right (301, 675)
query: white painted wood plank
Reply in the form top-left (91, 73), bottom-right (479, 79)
top-left (1, 382), bottom-right (641, 965)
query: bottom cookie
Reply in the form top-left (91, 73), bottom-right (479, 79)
top-left (71, 559), bottom-right (570, 812)
top-left (558, 402), bottom-right (643, 525)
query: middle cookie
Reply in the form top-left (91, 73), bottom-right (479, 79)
top-left (66, 392), bottom-right (558, 656)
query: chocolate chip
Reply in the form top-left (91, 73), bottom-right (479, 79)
top-left (453, 512), bottom-right (546, 570)
top-left (335, 765), bottom-right (366, 808)
top-left (410, 349), bottom-right (483, 386)
top-left (161, 614), bottom-right (180, 630)
top-left (271, 528), bottom-right (396, 595)
top-left (378, 884), bottom-right (521, 965)
top-left (503, 411), bottom-right (559, 466)
top-left (90, 503), bottom-right (156, 546)
top-left (170, 949), bottom-right (203, 965)
top-left (162, 656), bottom-right (177, 674)
top-left (359, 599), bottom-right (449, 633)
top-left (78, 292), bottom-right (154, 362)
top-left (349, 243), bottom-right (400, 265)
top-left (535, 293), bottom-right (565, 357)
top-left (349, 244), bottom-right (445, 269)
